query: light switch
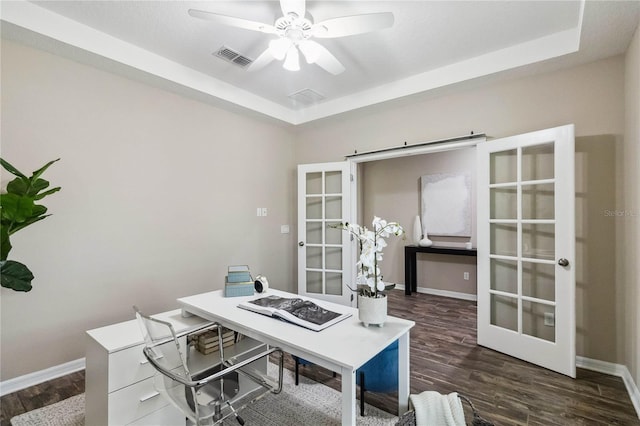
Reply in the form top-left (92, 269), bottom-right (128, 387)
top-left (261, 207), bottom-right (268, 216)
top-left (281, 225), bottom-right (290, 234)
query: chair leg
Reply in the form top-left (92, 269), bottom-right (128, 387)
top-left (359, 371), bottom-right (365, 416)
top-left (294, 357), bottom-right (300, 386)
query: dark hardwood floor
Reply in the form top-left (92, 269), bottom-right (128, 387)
top-left (1, 291), bottom-right (638, 425)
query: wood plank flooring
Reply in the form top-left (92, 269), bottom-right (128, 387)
top-left (1, 291), bottom-right (638, 425)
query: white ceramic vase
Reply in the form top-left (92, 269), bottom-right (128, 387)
top-left (412, 215), bottom-right (422, 244)
top-left (358, 294), bottom-right (387, 327)
top-left (418, 221), bottom-right (433, 247)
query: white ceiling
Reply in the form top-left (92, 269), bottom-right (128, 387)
top-left (1, 0), bottom-right (639, 125)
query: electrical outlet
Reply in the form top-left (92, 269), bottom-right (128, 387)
top-left (261, 207), bottom-right (268, 217)
top-left (463, 272), bottom-right (470, 280)
top-left (544, 312), bottom-right (555, 326)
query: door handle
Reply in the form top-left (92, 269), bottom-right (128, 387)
top-left (298, 241), bottom-right (304, 247)
top-left (558, 258), bottom-right (569, 267)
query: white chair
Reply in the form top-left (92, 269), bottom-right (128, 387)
top-left (134, 306), bottom-right (283, 425)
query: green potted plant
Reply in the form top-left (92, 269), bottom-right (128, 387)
top-left (0, 158), bottom-right (61, 292)
top-left (333, 216), bottom-right (404, 327)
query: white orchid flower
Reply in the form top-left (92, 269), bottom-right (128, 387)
top-left (334, 216), bottom-right (404, 297)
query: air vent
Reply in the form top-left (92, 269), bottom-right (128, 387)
top-left (288, 88), bottom-right (326, 105)
top-left (214, 46), bottom-right (253, 68)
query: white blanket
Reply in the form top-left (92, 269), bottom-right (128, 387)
top-left (409, 391), bottom-right (465, 426)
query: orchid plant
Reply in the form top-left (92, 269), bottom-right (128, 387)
top-left (333, 216), bottom-right (404, 298)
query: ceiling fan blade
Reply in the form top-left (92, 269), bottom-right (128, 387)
top-left (280, 0), bottom-right (306, 18)
top-left (188, 9), bottom-right (276, 34)
top-left (299, 40), bottom-right (345, 75)
top-left (313, 12), bottom-right (394, 38)
top-left (247, 48), bottom-right (275, 72)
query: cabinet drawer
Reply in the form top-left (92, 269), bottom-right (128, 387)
top-left (108, 344), bottom-right (155, 392)
top-left (108, 340), bottom-right (183, 392)
top-left (108, 376), bottom-right (169, 425)
top-left (127, 403), bottom-right (185, 426)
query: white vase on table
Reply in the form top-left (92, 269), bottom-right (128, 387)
top-left (419, 221), bottom-right (433, 247)
top-left (412, 215), bottom-right (422, 244)
top-left (358, 294), bottom-right (387, 327)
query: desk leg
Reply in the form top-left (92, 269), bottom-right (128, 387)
top-left (404, 247), bottom-right (412, 295)
top-left (398, 331), bottom-right (410, 415)
top-left (341, 367), bottom-right (356, 426)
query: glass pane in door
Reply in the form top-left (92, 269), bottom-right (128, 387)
top-left (490, 258), bottom-right (517, 294)
top-left (325, 171), bottom-right (342, 193)
top-left (490, 223), bottom-right (518, 257)
top-left (490, 149), bottom-right (517, 184)
top-left (522, 143), bottom-right (554, 181)
top-left (326, 247), bottom-right (342, 270)
top-left (306, 172), bottom-right (322, 194)
top-left (522, 301), bottom-right (555, 342)
top-left (490, 294), bottom-right (518, 332)
top-left (306, 222), bottom-right (322, 244)
top-left (306, 196), bottom-right (322, 219)
top-left (522, 183), bottom-right (554, 220)
top-left (325, 196), bottom-right (342, 220)
top-left (326, 272), bottom-right (343, 295)
top-left (490, 187), bottom-right (517, 219)
top-left (522, 223), bottom-right (554, 260)
top-left (306, 271), bottom-right (322, 294)
top-left (306, 247), bottom-right (322, 269)
top-left (522, 262), bottom-right (555, 301)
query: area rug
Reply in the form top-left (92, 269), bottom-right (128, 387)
top-left (11, 365), bottom-right (398, 426)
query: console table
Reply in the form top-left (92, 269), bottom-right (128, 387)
top-left (404, 245), bottom-right (477, 295)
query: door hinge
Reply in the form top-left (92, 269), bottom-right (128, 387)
top-left (350, 173), bottom-right (354, 182)
top-left (351, 293), bottom-right (354, 302)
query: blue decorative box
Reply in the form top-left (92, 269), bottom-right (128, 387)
top-left (224, 278), bottom-right (255, 297)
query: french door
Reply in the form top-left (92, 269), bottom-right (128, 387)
top-left (477, 124), bottom-right (576, 377)
top-left (297, 162), bottom-right (354, 306)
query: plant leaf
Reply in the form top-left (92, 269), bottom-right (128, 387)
top-left (6, 177), bottom-right (30, 196)
top-left (0, 226), bottom-right (11, 261)
top-left (0, 193), bottom-right (34, 223)
top-left (9, 215), bottom-right (49, 235)
top-left (30, 158), bottom-right (60, 181)
top-left (34, 186), bottom-right (61, 200)
top-left (28, 178), bottom-right (50, 196)
top-left (0, 260), bottom-right (34, 292)
top-left (0, 158), bottom-right (27, 179)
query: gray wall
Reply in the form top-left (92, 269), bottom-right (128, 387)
top-left (0, 39), bottom-right (297, 380)
top-left (622, 23), bottom-right (640, 388)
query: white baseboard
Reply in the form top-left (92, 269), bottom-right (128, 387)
top-left (0, 358), bottom-right (86, 397)
top-left (577, 356), bottom-right (640, 419)
top-left (395, 284), bottom-right (477, 301)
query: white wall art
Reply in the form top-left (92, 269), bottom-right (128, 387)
top-left (421, 173), bottom-right (471, 237)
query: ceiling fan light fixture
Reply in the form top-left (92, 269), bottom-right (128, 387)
top-left (298, 40), bottom-right (320, 64)
top-left (283, 46), bottom-right (300, 71)
top-left (269, 38), bottom-right (292, 60)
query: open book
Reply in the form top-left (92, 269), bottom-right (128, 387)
top-left (238, 296), bottom-right (352, 332)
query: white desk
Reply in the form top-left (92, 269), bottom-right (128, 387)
top-left (177, 289), bottom-right (415, 426)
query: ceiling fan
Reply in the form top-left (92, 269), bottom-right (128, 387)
top-left (188, 0), bottom-right (394, 75)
